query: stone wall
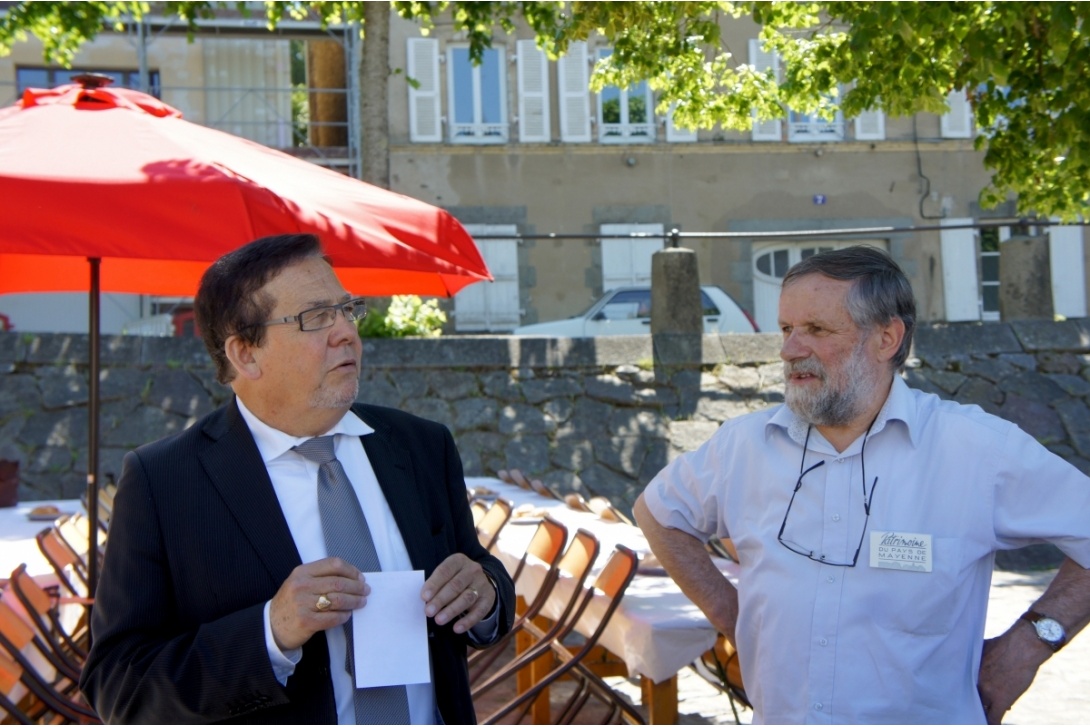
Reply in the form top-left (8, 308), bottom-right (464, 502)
top-left (3, 320), bottom-right (1090, 521)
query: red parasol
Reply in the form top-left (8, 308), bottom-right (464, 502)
top-left (0, 76), bottom-right (491, 595)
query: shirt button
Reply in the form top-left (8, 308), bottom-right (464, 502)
top-left (815, 702), bottom-right (823, 711)
top-left (820, 638), bottom-right (828, 646)
top-left (826, 575), bottom-right (835, 583)
top-left (832, 513), bottom-right (841, 522)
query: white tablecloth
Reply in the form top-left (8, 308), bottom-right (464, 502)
top-left (467, 477), bottom-right (737, 684)
top-left (0, 499), bottom-right (84, 580)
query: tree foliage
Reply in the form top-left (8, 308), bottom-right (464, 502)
top-left (3, 1), bottom-right (1089, 218)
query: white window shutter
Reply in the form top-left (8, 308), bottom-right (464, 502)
top-left (600, 223), bottom-right (664, 290)
top-left (941, 89), bottom-right (973, 139)
top-left (558, 41), bottom-right (591, 142)
top-left (665, 103), bottom-right (698, 142)
top-left (854, 108), bottom-right (885, 140)
top-left (407, 37), bottom-right (441, 143)
top-left (517, 39), bottom-right (550, 142)
top-left (1049, 223), bottom-right (1087, 318)
top-left (940, 218), bottom-right (981, 321)
top-left (456, 225), bottom-right (521, 331)
top-left (749, 38), bottom-right (781, 141)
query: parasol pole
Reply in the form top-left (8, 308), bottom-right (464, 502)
top-left (87, 256), bottom-right (101, 607)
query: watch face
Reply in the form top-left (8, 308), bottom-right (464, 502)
top-left (1036, 618), bottom-right (1065, 643)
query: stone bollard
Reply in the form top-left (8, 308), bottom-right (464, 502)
top-left (651, 247), bottom-right (703, 413)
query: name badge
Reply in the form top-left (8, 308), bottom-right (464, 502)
top-left (870, 531), bottom-right (932, 572)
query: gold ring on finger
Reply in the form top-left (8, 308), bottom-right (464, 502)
top-left (316, 594), bottom-right (333, 612)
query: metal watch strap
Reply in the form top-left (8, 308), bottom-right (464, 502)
top-left (1020, 610), bottom-right (1067, 652)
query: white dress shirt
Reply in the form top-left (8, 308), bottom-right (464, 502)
top-left (238, 400), bottom-right (450, 724)
top-left (643, 376), bottom-right (1090, 724)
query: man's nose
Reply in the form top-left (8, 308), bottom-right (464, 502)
top-left (780, 330), bottom-right (807, 361)
top-left (329, 306), bottom-right (359, 343)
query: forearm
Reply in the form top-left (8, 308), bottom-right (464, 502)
top-left (634, 495), bottom-right (739, 642)
top-left (1028, 557), bottom-right (1090, 641)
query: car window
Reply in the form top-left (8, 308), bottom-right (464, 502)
top-left (700, 290), bottom-right (720, 316)
top-left (608, 290), bottom-right (652, 317)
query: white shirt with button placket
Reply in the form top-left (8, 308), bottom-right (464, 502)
top-left (237, 399), bottom-right (497, 725)
top-left (643, 376), bottom-right (1090, 724)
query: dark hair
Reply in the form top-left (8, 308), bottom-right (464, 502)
top-left (196, 234), bottom-right (324, 384)
top-left (782, 245), bottom-right (917, 368)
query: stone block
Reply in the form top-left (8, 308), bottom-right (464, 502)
top-left (102, 405), bottom-right (189, 449)
top-left (100, 336), bottom-right (144, 365)
top-left (577, 463), bottom-right (638, 505)
top-left (38, 366), bottom-right (89, 408)
top-left (452, 397), bottom-right (498, 431)
top-left (915, 323), bottom-right (1022, 359)
top-left (996, 393), bottom-right (1066, 445)
top-left (998, 371), bottom-right (1069, 405)
top-left (1054, 398), bottom-right (1090, 459)
top-left (19, 409), bottom-right (88, 450)
top-left (585, 374), bottom-right (636, 405)
top-left (668, 420), bottom-right (720, 453)
top-left (555, 398), bottom-right (613, 438)
top-left (0, 373), bottom-right (40, 412)
top-left (426, 370), bottom-right (480, 399)
top-left (1048, 374), bottom-right (1090, 397)
top-left (392, 370), bottom-right (430, 399)
top-left (502, 435), bottom-right (551, 475)
top-left (550, 437), bottom-right (595, 471)
top-left (22, 334), bottom-right (90, 365)
top-left (141, 337), bottom-right (212, 368)
top-left (498, 402), bottom-right (555, 436)
top-left (716, 365), bottom-right (762, 395)
top-left (922, 370), bottom-right (968, 395)
top-left (609, 409), bottom-right (668, 438)
top-left (713, 333), bottom-right (782, 365)
top-left (1009, 318), bottom-right (1090, 352)
top-left (694, 394), bottom-right (754, 423)
top-left (1037, 351), bottom-right (1083, 374)
top-left (961, 357), bottom-right (1017, 383)
top-left (147, 368), bottom-right (215, 418)
top-left (542, 398), bottom-right (574, 424)
top-left (358, 376), bottom-right (402, 409)
top-left (954, 378), bottom-right (1003, 415)
top-left (520, 376), bottom-right (582, 404)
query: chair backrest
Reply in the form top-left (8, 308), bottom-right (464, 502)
top-left (509, 515), bottom-right (568, 595)
top-left (35, 528), bottom-right (87, 597)
top-left (8, 564), bottom-right (88, 667)
top-left (476, 498), bottom-right (513, 551)
top-left (469, 498), bottom-right (489, 527)
top-left (556, 544), bottom-right (639, 647)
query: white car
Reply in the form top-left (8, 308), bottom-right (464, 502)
top-left (512, 285), bottom-right (759, 337)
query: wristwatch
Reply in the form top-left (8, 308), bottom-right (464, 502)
top-left (1020, 610), bottom-right (1067, 652)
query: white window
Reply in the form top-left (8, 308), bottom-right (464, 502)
top-left (941, 89), bottom-right (973, 139)
top-left (201, 39), bottom-right (293, 147)
top-left (788, 106), bottom-right (845, 142)
top-left (854, 107), bottom-right (886, 141)
top-left (517, 39), bottom-right (550, 142)
top-left (407, 37), bottom-right (442, 142)
top-left (940, 218), bottom-right (981, 321)
top-left (454, 225), bottom-right (520, 331)
top-left (600, 223), bottom-right (664, 291)
top-left (978, 226), bottom-right (1003, 321)
top-left (557, 41), bottom-right (591, 142)
top-left (446, 45), bottom-right (507, 143)
top-left (665, 103), bottom-right (698, 143)
top-left (597, 49), bottom-right (655, 143)
top-left (748, 38), bottom-right (782, 142)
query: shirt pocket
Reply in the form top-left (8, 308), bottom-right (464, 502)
top-left (867, 536), bottom-right (964, 636)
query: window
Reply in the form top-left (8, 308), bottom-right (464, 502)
top-left (597, 49), bottom-right (655, 143)
top-left (557, 42), bottom-right (591, 142)
top-left (17, 67), bottom-right (161, 96)
top-left (600, 223), bottom-right (664, 290)
top-left (788, 107), bottom-right (845, 142)
top-left (516, 39), bottom-right (550, 142)
top-left (447, 45), bottom-right (507, 143)
top-left (941, 89), bottom-right (973, 138)
top-left (454, 224), bottom-right (520, 331)
top-left (407, 38), bottom-right (442, 142)
top-left (979, 227), bottom-right (1001, 321)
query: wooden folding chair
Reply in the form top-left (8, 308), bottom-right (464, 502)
top-left (35, 528), bottom-right (89, 600)
top-left (690, 633), bottom-right (751, 723)
top-left (479, 544), bottom-right (642, 725)
top-left (0, 599), bottom-right (99, 724)
top-left (475, 498), bottom-right (513, 551)
top-left (8, 565), bottom-right (91, 673)
top-left (0, 651), bottom-right (34, 726)
top-left (471, 530), bottom-right (601, 704)
top-left (469, 498), bottom-right (490, 527)
top-left (468, 515), bottom-right (568, 680)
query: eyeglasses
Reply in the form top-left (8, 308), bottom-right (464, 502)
top-left (259, 297), bottom-right (368, 332)
top-left (777, 419), bottom-right (879, 568)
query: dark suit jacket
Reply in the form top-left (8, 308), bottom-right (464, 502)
top-left (79, 399), bottom-right (514, 724)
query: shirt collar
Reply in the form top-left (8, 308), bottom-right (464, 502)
top-left (766, 374), bottom-right (919, 452)
top-left (235, 397), bottom-right (374, 465)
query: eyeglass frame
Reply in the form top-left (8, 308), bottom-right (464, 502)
top-left (257, 297), bottom-right (368, 332)
top-left (776, 416), bottom-right (880, 568)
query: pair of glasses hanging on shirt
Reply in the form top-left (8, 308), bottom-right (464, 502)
top-left (776, 416), bottom-right (880, 568)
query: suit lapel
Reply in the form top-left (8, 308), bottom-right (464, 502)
top-left (355, 406), bottom-right (435, 572)
top-left (199, 398), bottom-right (303, 585)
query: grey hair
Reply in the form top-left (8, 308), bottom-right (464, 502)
top-left (782, 245), bottom-right (917, 368)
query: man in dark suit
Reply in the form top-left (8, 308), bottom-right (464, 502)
top-left (80, 234), bottom-right (514, 724)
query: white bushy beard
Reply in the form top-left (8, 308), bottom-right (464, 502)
top-left (784, 337), bottom-right (879, 427)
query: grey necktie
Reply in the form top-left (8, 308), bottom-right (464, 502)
top-left (294, 435), bottom-right (411, 725)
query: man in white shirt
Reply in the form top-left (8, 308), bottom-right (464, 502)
top-left (636, 245), bottom-right (1090, 724)
top-left (81, 234), bottom-right (514, 723)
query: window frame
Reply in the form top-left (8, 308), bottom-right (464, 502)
top-left (445, 44), bottom-right (508, 145)
top-left (595, 48), bottom-right (656, 144)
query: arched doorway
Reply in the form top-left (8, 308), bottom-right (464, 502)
top-left (751, 241), bottom-right (887, 332)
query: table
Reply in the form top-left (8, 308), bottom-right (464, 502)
top-left (0, 499), bottom-right (83, 580)
top-left (467, 477), bottom-right (738, 723)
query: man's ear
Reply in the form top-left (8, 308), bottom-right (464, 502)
top-left (876, 317), bottom-right (906, 364)
top-left (224, 335), bottom-right (262, 381)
